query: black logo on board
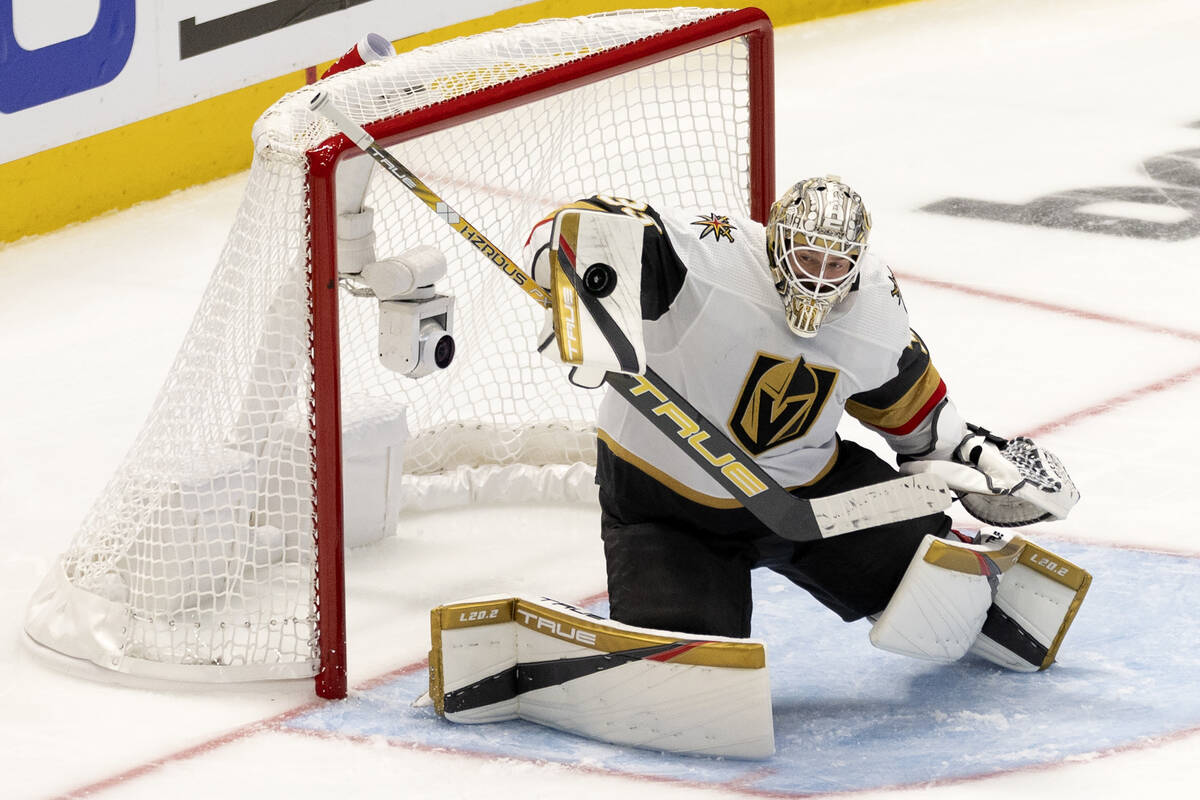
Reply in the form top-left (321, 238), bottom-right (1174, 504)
top-left (923, 122), bottom-right (1200, 241)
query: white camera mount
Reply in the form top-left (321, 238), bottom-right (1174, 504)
top-left (343, 245), bottom-right (456, 378)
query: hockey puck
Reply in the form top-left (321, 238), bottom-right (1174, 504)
top-left (582, 263), bottom-right (617, 297)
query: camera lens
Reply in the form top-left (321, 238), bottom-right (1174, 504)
top-left (433, 334), bottom-right (455, 369)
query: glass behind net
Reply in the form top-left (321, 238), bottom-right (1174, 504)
top-left (24, 8), bottom-right (757, 685)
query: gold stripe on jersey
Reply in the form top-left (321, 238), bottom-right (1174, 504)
top-left (845, 361), bottom-right (943, 432)
top-left (844, 331), bottom-right (946, 435)
top-left (598, 429), bottom-right (838, 508)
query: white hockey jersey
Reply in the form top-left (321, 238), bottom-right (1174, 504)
top-left (528, 197), bottom-right (953, 506)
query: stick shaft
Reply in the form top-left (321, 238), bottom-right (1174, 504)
top-left (310, 90), bottom-right (551, 308)
top-left (310, 91), bottom-right (951, 540)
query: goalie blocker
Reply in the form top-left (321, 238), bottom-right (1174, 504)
top-left (428, 595), bottom-right (774, 759)
top-left (530, 206), bottom-right (648, 388)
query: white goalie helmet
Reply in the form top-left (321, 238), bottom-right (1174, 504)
top-left (766, 175), bottom-right (872, 337)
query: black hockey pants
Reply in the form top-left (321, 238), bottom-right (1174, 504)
top-left (598, 438), bottom-right (953, 638)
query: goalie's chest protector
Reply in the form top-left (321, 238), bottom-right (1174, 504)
top-left (597, 206), bottom-right (913, 502)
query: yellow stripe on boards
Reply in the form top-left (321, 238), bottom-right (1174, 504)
top-left (0, 71), bottom-right (306, 244)
top-left (0, 0), bottom-right (927, 245)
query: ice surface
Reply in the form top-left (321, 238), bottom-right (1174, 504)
top-left (2, 0), bottom-right (1199, 796)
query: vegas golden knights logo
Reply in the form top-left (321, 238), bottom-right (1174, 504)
top-left (729, 353), bottom-right (839, 455)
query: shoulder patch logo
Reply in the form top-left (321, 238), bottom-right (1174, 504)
top-left (887, 268), bottom-right (906, 308)
top-left (729, 352), bottom-right (840, 455)
top-left (692, 213), bottom-right (737, 242)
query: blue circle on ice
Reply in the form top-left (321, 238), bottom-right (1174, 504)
top-left (287, 541), bottom-right (1200, 795)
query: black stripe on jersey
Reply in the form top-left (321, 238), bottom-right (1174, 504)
top-left (846, 330), bottom-right (934, 413)
top-left (584, 195), bottom-right (687, 320)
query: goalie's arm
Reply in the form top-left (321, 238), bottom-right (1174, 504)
top-left (311, 91), bottom-right (953, 541)
top-left (844, 329), bottom-right (966, 460)
top-left (525, 195), bottom-right (688, 318)
top-left (845, 329), bottom-right (1078, 524)
top-left (524, 197), bottom-right (690, 385)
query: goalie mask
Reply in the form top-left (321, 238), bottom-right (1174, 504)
top-left (766, 176), bottom-right (871, 337)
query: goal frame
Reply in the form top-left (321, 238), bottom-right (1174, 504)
top-left (280, 9), bottom-right (773, 699)
top-left (18, 9), bottom-right (778, 701)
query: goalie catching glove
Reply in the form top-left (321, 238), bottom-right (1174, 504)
top-left (901, 424), bottom-right (1079, 527)
top-left (525, 207), bottom-right (649, 388)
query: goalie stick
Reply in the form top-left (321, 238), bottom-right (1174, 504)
top-left (310, 90), bottom-right (953, 540)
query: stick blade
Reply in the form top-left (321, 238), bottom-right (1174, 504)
top-left (810, 474), bottom-right (953, 538)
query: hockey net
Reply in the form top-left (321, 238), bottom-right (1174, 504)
top-left (25, 7), bottom-right (773, 698)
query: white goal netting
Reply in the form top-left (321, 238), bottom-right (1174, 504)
top-left (25, 7), bottom-right (767, 692)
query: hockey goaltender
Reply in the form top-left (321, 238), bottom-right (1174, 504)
top-left (425, 176), bottom-right (1089, 759)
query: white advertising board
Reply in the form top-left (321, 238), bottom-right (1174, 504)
top-left (1, 0), bottom-right (526, 164)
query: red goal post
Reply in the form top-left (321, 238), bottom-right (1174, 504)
top-left (25, 8), bottom-right (775, 700)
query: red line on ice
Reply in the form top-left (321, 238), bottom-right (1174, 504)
top-left (1022, 361), bottom-right (1200, 438)
top-left (49, 279), bottom-right (1200, 798)
top-left (895, 272), bottom-right (1200, 435)
top-left (894, 272), bottom-right (1200, 344)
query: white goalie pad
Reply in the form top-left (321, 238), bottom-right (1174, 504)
top-left (545, 209), bottom-right (647, 375)
top-left (870, 532), bottom-right (1026, 662)
top-left (901, 436), bottom-right (1080, 527)
top-left (428, 595), bottom-right (774, 759)
top-left (969, 539), bottom-right (1091, 671)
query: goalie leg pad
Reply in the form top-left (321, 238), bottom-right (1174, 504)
top-left (870, 532), bottom-right (1025, 662)
top-left (968, 540), bottom-right (1091, 671)
top-left (429, 595), bottom-right (774, 759)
